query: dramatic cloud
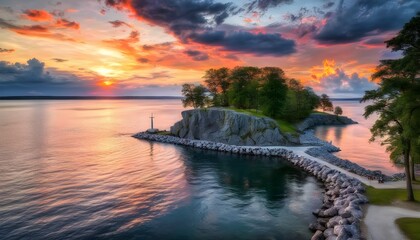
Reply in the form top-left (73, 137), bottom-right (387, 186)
top-left (318, 69), bottom-right (377, 96)
top-left (311, 60), bottom-right (377, 97)
top-left (54, 18), bottom-right (80, 30)
top-left (0, 18), bottom-right (78, 42)
top-left (0, 58), bottom-right (95, 95)
top-left (103, 30), bottom-right (140, 54)
top-left (191, 31), bottom-right (295, 56)
top-left (315, 0), bottom-right (419, 44)
top-left (0, 48), bottom-right (15, 53)
top-left (246, 0), bottom-right (293, 12)
top-left (104, 0), bottom-right (296, 56)
top-left (109, 20), bottom-right (131, 28)
top-left (22, 9), bottom-right (54, 22)
top-left (184, 50), bottom-right (209, 61)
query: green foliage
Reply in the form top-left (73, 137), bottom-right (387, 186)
top-left (181, 83), bottom-right (208, 109)
top-left (259, 73), bottom-right (287, 118)
top-left (185, 66), bottom-right (323, 122)
top-left (283, 79), bottom-right (320, 121)
top-left (362, 13), bottom-right (420, 201)
top-left (203, 68), bottom-right (231, 106)
top-left (334, 106), bottom-right (343, 116)
top-left (319, 94), bottom-right (333, 112)
top-left (396, 218), bottom-right (420, 240)
top-left (228, 66), bottom-right (261, 109)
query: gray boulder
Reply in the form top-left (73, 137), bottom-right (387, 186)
top-left (296, 113), bottom-right (357, 131)
top-left (170, 108), bottom-right (289, 146)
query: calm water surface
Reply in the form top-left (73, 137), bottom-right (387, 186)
top-left (314, 100), bottom-right (403, 175)
top-left (0, 100), bottom-right (322, 240)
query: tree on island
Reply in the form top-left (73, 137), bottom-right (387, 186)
top-left (259, 72), bottom-right (288, 118)
top-left (283, 79), bottom-right (320, 120)
top-left (186, 66), bottom-right (323, 122)
top-left (227, 66), bottom-right (261, 109)
top-left (361, 13), bottom-right (420, 201)
top-left (334, 106), bottom-right (343, 116)
top-left (204, 67), bottom-right (231, 107)
top-left (181, 83), bottom-right (208, 109)
top-left (319, 94), bottom-right (333, 112)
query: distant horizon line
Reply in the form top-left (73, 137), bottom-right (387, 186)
top-left (0, 96), bottom-right (361, 101)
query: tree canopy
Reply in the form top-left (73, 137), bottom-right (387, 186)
top-left (319, 94), bottom-right (333, 112)
top-left (181, 84), bottom-right (208, 109)
top-left (361, 12), bottom-right (420, 201)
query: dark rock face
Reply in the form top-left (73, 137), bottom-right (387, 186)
top-left (170, 108), bottom-right (288, 146)
top-left (296, 113), bottom-right (357, 132)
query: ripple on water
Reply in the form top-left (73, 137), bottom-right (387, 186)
top-left (0, 100), bottom-right (323, 240)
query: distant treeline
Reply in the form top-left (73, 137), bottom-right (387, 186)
top-left (182, 66), bottom-right (336, 121)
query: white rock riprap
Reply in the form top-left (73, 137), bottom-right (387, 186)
top-left (133, 132), bottom-right (369, 240)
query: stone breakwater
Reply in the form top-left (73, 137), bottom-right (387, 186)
top-left (133, 132), bottom-right (368, 240)
top-left (300, 130), bottom-right (341, 152)
top-left (305, 147), bottom-right (406, 182)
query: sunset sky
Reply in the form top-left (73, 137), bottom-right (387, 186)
top-left (0, 0), bottom-right (418, 97)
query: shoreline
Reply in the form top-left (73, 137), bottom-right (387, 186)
top-left (133, 132), bottom-right (369, 239)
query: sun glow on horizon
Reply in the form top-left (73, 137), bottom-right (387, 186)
top-left (103, 80), bottom-right (113, 86)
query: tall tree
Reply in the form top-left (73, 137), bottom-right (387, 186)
top-left (334, 106), bottom-right (343, 116)
top-left (228, 66), bottom-right (261, 109)
top-left (259, 72), bottom-right (288, 117)
top-left (362, 13), bottom-right (420, 200)
top-left (181, 84), bottom-right (208, 109)
top-left (203, 68), bottom-right (231, 106)
top-left (319, 94), bottom-right (333, 112)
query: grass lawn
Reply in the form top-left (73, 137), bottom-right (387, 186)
top-left (395, 218), bottom-right (420, 240)
top-left (312, 110), bottom-right (331, 115)
top-left (366, 186), bottom-right (420, 205)
top-left (227, 107), bottom-right (297, 134)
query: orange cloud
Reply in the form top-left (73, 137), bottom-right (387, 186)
top-left (0, 18), bottom-right (79, 42)
top-left (54, 18), bottom-right (80, 30)
top-left (22, 9), bottom-right (53, 22)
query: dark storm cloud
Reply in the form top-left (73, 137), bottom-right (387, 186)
top-left (184, 50), bottom-right (209, 61)
top-left (318, 68), bottom-right (377, 95)
top-left (191, 31), bottom-right (295, 56)
top-left (128, 0), bottom-right (233, 36)
top-left (103, 0), bottom-right (296, 56)
top-left (246, 0), bottom-right (293, 12)
top-left (315, 0), bottom-right (420, 44)
top-left (0, 58), bottom-right (94, 96)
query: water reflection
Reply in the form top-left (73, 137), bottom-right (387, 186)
top-left (0, 100), bottom-right (322, 240)
top-left (314, 100), bottom-right (403, 174)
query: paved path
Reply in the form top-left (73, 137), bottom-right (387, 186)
top-left (248, 145), bottom-right (406, 189)
top-left (365, 205), bottom-right (420, 240)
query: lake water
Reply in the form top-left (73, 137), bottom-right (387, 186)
top-left (0, 100), bottom-right (322, 240)
top-left (314, 100), bottom-right (404, 175)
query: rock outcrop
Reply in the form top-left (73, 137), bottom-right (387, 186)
top-left (296, 113), bottom-right (357, 132)
top-left (170, 108), bottom-right (288, 146)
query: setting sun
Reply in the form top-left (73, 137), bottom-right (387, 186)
top-left (103, 81), bottom-right (113, 86)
